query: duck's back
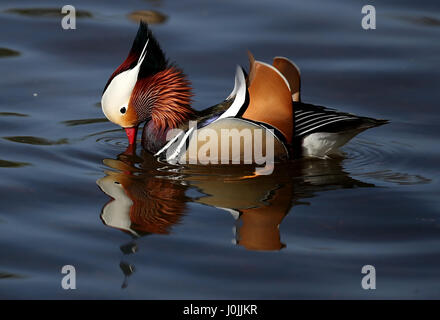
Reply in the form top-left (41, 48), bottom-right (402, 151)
top-left (155, 54), bottom-right (387, 162)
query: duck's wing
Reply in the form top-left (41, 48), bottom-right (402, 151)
top-left (272, 56), bottom-right (301, 102)
top-left (155, 66), bottom-right (291, 162)
top-left (154, 70), bottom-right (243, 160)
top-left (271, 56), bottom-right (387, 137)
top-left (241, 53), bottom-right (294, 143)
top-left (294, 102), bottom-right (388, 138)
top-left (192, 66), bottom-right (248, 128)
top-left (195, 55), bottom-right (296, 145)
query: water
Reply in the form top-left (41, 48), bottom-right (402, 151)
top-left (0, 0), bottom-right (439, 299)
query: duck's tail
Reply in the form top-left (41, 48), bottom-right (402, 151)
top-left (291, 102), bottom-right (388, 158)
top-left (293, 102), bottom-right (388, 138)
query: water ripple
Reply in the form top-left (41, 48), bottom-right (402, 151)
top-left (96, 136), bottom-right (130, 149)
top-left (343, 138), bottom-right (431, 185)
top-left (4, 7), bottom-right (93, 18)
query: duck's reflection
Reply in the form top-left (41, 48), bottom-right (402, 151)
top-left (97, 146), bottom-right (374, 251)
top-left (119, 241), bottom-right (137, 289)
top-left (97, 146), bottom-right (376, 288)
top-left (97, 150), bottom-right (188, 237)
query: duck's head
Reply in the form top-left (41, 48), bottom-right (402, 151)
top-left (101, 22), bottom-right (193, 145)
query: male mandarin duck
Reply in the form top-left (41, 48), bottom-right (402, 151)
top-left (101, 22), bottom-right (387, 162)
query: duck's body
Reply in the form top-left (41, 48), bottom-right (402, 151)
top-left (101, 23), bottom-right (387, 163)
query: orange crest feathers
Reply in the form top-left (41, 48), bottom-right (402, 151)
top-left (129, 67), bottom-right (193, 132)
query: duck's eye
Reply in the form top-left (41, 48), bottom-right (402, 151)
top-left (120, 107), bottom-right (126, 114)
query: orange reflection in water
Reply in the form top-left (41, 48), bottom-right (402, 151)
top-left (98, 145), bottom-right (375, 251)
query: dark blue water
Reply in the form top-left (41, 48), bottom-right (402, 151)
top-left (0, 0), bottom-right (439, 299)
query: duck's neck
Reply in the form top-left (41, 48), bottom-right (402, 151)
top-left (149, 67), bottom-right (194, 129)
top-left (142, 113), bottom-right (198, 153)
top-left (139, 67), bottom-right (195, 153)
top-left (141, 120), bottom-right (171, 153)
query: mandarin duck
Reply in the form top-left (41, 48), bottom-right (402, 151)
top-left (101, 23), bottom-right (387, 163)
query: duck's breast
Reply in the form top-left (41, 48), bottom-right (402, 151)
top-left (178, 118), bottom-right (289, 164)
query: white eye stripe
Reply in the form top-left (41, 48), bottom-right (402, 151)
top-left (101, 68), bottom-right (138, 125)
